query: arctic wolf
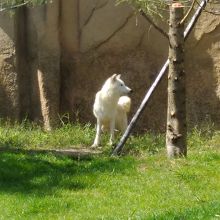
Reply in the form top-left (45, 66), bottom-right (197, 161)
top-left (92, 74), bottom-right (132, 147)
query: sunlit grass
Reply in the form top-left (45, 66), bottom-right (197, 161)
top-left (0, 120), bottom-right (96, 149)
top-left (0, 121), bottom-right (219, 219)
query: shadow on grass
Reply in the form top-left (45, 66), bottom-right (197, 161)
top-left (0, 149), bottom-right (136, 196)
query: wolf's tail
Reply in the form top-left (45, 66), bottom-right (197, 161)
top-left (117, 96), bottom-right (131, 113)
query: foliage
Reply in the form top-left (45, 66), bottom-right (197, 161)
top-left (0, 122), bottom-right (219, 219)
top-left (116, 0), bottom-right (168, 18)
top-left (116, 0), bottom-right (196, 20)
top-left (0, 0), bottom-right (50, 11)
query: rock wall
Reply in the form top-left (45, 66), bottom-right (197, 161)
top-left (0, 12), bottom-right (19, 119)
top-left (0, 0), bottom-right (219, 131)
top-left (186, 12), bottom-right (220, 126)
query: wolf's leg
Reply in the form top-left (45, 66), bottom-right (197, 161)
top-left (121, 115), bottom-right (128, 133)
top-left (109, 119), bottom-right (115, 146)
top-left (92, 119), bottom-right (101, 147)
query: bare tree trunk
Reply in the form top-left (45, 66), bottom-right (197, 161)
top-left (166, 3), bottom-right (186, 158)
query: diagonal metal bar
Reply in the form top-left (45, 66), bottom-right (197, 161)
top-left (112, 0), bottom-right (209, 156)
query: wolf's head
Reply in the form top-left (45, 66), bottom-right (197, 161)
top-left (104, 74), bottom-right (132, 96)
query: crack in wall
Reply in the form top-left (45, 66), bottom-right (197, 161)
top-left (136, 28), bottom-right (146, 49)
top-left (82, 0), bottom-right (109, 28)
top-left (86, 12), bottom-right (134, 52)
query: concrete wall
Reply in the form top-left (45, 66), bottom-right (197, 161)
top-left (0, 0), bottom-right (220, 131)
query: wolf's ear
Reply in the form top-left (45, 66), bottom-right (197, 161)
top-left (111, 74), bottom-right (117, 81)
top-left (116, 74), bottom-right (121, 79)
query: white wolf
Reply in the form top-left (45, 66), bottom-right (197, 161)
top-left (92, 74), bottom-right (132, 147)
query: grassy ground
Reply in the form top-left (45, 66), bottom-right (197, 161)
top-left (0, 121), bottom-right (219, 219)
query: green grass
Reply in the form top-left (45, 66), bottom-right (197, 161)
top-left (0, 121), bottom-right (219, 219)
top-left (0, 120), bottom-right (96, 149)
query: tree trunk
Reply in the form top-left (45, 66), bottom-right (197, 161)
top-left (166, 3), bottom-right (186, 158)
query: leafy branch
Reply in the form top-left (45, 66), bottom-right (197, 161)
top-left (0, 0), bottom-right (50, 12)
top-left (139, 9), bottom-right (169, 39)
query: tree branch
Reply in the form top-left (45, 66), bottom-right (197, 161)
top-left (180, 0), bottom-right (196, 24)
top-left (139, 9), bottom-right (169, 40)
top-left (0, 1), bottom-right (29, 12)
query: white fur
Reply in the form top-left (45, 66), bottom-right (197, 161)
top-left (92, 74), bottom-right (132, 147)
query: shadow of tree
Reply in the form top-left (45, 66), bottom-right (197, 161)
top-left (0, 151), bottom-right (136, 196)
top-left (186, 22), bottom-right (220, 129)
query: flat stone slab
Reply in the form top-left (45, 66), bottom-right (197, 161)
top-left (52, 147), bottom-right (102, 158)
top-left (0, 146), bottom-right (102, 159)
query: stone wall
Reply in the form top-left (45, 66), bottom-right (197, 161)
top-left (0, 12), bottom-right (19, 119)
top-left (0, 0), bottom-right (220, 131)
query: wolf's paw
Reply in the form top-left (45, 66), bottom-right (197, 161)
top-left (108, 141), bottom-right (114, 146)
top-left (91, 144), bottom-right (99, 149)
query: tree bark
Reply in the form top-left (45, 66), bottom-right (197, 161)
top-left (166, 3), bottom-right (186, 158)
